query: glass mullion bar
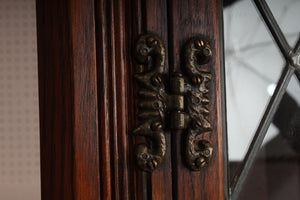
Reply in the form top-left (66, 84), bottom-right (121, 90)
top-left (253, 0), bottom-right (291, 58)
top-left (230, 64), bottom-right (295, 200)
top-left (293, 36), bottom-right (300, 82)
top-left (296, 70), bottom-right (300, 83)
top-left (293, 35), bottom-right (300, 53)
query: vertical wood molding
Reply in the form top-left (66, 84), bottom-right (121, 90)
top-left (36, 0), bottom-right (101, 199)
top-left (95, 0), bottom-right (172, 199)
top-left (95, 0), bottom-right (131, 199)
top-left (95, 1), bottom-right (112, 199)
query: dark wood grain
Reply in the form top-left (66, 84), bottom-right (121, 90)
top-left (36, 0), bottom-right (101, 199)
top-left (95, 0), bottom-right (113, 199)
top-left (143, 1), bottom-right (173, 200)
top-left (95, 0), bottom-right (132, 199)
top-left (127, 1), bottom-right (148, 199)
top-left (37, 0), bottom-right (225, 199)
top-left (167, 0), bottom-right (225, 199)
top-left (124, 0), bottom-right (173, 199)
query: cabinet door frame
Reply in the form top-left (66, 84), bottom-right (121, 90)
top-left (36, 0), bottom-right (101, 199)
top-left (36, 0), bottom-right (228, 199)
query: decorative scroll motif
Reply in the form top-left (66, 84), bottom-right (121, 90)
top-left (133, 33), bottom-right (167, 172)
top-left (133, 34), bottom-right (213, 172)
top-left (183, 37), bottom-right (213, 171)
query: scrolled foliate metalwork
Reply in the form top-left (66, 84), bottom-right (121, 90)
top-left (133, 34), bottom-right (214, 172)
top-left (133, 33), bottom-right (167, 172)
top-left (183, 37), bottom-right (213, 171)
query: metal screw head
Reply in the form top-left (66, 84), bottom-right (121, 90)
top-left (139, 47), bottom-right (149, 56)
top-left (192, 75), bottom-right (201, 85)
top-left (193, 39), bottom-right (212, 64)
top-left (203, 47), bottom-right (212, 57)
top-left (153, 102), bottom-right (160, 109)
top-left (151, 121), bottom-right (163, 131)
top-left (147, 37), bottom-right (158, 47)
top-left (147, 159), bottom-right (158, 170)
top-left (192, 119), bottom-right (202, 130)
top-left (194, 39), bottom-right (205, 49)
top-left (142, 153), bottom-right (149, 159)
top-left (194, 97), bottom-right (201, 104)
top-left (151, 75), bottom-right (162, 86)
top-left (196, 157), bottom-right (206, 168)
top-left (204, 149), bottom-right (210, 156)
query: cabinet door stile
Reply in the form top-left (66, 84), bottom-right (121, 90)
top-left (144, 1), bottom-right (173, 200)
top-left (127, 0), bottom-right (148, 199)
top-left (167, 0), bottom-right (225, 199)
top-left (37, 0), bottom-right (101, 199)
top-left (129, 0), bottom-right (173, 199)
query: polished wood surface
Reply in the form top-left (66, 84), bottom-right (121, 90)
top-left (37, 0), bottom-right (225, 199)
top-left (168, 0), bottom-right (225, 199)
top-left (37, 0), bottom-right (101, 199)
top-left (140, 1), bottom-right (173, 199)
top-left (95, 0), bottom-right (132, 199)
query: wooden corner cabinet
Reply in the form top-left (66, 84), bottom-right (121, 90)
top-left (36, 0), bottom-right (227, 199)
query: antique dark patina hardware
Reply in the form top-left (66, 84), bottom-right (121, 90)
top-left (133, 33), bottom-right (167, 172)
top-left (133, 33), bottom-right (213, 172)
top-left (183, 37), bottom-right (213, 171)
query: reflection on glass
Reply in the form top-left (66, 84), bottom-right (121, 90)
top-left (224, 0), bottom-right (300, 199)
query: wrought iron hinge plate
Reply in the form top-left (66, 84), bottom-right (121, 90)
top-left (133, 33), bottom-right (213, 172)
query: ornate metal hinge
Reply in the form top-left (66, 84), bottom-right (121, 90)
top-left (133, 33), bottom-right (213, 172)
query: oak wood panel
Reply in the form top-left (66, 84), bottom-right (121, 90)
top-left (36, 0), bottom-right (101, 199)
top-left (167, 0), bottom-right (225, 199)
